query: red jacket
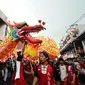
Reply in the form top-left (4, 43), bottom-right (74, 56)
top-left (11, 61), bottom-right (27, 85)
top-left (37, 64), bottom-right (54, 85)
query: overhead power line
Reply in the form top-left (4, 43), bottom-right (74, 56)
top-left (70, 13), bottom-right (85, 27)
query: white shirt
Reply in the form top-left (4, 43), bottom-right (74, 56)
top-left (60, 65), bottom-right (67, 81)
top-left (15, 61), bottom-right (20, 80)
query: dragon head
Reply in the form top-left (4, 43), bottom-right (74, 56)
top-left (8, 20), bottom-right (46, 44)
top-left (18, 20), bottom-right (46, 43)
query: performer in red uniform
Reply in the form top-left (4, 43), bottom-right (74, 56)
top-left (11, 51), bottom-right (27, 85)
top-left (33, 51), bottom-right (54, 85)
top-left (67, 58), bottom-right (76, 85)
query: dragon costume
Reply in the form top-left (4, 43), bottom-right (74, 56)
top-left (0, 20), bottom-right (46, 60)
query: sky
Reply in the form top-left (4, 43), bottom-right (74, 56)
top-left (0, 0), bottom-right (85, 46)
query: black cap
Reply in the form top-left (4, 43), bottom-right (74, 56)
top-left (17, 51), bottom-right (23, 61)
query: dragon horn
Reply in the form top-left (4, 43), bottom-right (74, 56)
top-left (13, 21), bottom-right (16, 24)
top-left (7, 21), bottom-right (14, 28)
top-left (13, 21), bottom-right (22, 27)
top-left (42, 22), bottom-right (45, 25)
top-left (38, 20), bottom-right (42, 23)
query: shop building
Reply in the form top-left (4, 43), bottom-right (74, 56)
top-left (59, 24), bottom-right (85, 59)
top-left (0, 10), bottom-right (8, 40)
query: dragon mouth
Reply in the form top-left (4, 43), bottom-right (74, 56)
top-left (18, 25), bottom-right (46, 43)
